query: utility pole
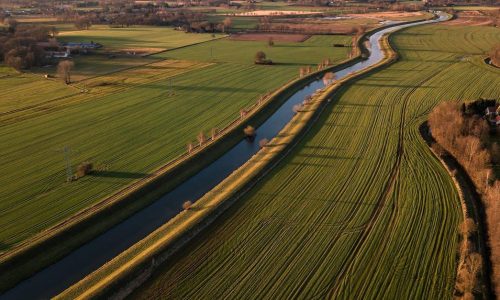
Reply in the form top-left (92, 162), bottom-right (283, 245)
top-left (54, 146), bottom-right (76, 182)
top-left (63, 146), bottom-right (72, 182)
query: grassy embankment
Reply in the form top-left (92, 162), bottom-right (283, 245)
top-left (128, 25), bottom-right (500, 299)
top-left (0, 31), bottom-right (351, 291)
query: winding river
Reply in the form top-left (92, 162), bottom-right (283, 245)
top-left (1, 12), bottom-right (448, 300)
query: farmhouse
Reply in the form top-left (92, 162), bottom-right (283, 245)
top-left (37, 41), bottom-right (71, 59)
top-left (64, 42), bottom-right (102, 51)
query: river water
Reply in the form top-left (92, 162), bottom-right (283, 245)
top-left (1, 12), bottom-right (447, 300)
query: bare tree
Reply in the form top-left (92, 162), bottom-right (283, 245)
top-left (322, 72), bottom-right (336, 86)
top-left (255, 51), bottom-right (266, 63)
top-left (459, 218), bottom-right (477, 239)
top-left (182, 200), bottom-right (192, 210)
top-left (57, 60), bottom-right (74, 84)
top-left (243, 125), bottom-right (255, 138)
top-left (268, 37), bottom-right (274, 47)
top-left (197, 132), bottom-right (206, 146)
top-left (211, 128), bottom-right (218, 140)
top-left (259, 138), bottom-right (269, 148)
top-left (222, 17), bottom-right (232, 33)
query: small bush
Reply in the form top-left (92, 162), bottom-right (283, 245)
top-left (459, 218), bottom-right (477, 239)
top-left (76, 162), bottom-right (93, 178)
top-left (259, 138), bottom-right (269, 148)
top-left (255, 50), bottom-right (273, 65)
top-left (182, 200), bottom-right (192, 210)
top-left (244, 125), bottom-right (256, 138)
top-left (293, 104), bottom-right (303, 113)
top-left (268, 37), bottom-right (274, 47)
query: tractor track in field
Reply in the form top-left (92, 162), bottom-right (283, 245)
top-left (324, 58), bottom-right (454, 298)
top-left (0, 61), bottom-right (210, 126)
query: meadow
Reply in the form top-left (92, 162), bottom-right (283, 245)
top-left (132, 25), bottom-right (500, 299)
top-left (0, 33), bottom-right (351, 252)
top-left (57, 26), bottom-right (225, 53)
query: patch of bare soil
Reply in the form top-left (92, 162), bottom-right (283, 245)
top-left (347, 11), bottom-right (423, 20)
top-left (229, 33), bottom-right (310, 42)
top-left (443, 11), bottom-right (496, 26)
top-left (229, 10), bottom-right (321, 17)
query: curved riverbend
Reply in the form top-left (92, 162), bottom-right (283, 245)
top-left (1, 12), bottom-right (448, 300)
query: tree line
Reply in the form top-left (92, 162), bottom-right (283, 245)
top-left (429, 100), bottom-right (500, 297)
top-left (0, 20), bottom-right (56, 70)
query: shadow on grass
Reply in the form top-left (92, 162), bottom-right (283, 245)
top-left (91, 170), bottom-right (147, 179)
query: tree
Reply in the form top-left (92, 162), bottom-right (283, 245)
top-left (182, 200), bottom-right (192, 210)
top-left (75, 17), bottom-right (92, 30)
top-left (4, 50), bottom-right (23, 70)
top-left (222, 17), bottom-right (232, 32)
top-left (489, 45), bottom-right (500, 67)
top-left (49, 26), bottom-right (59, 37)
top-left (459, 218), bottom-right (477, 239)
top-left (268, 37), bottom-right (274, 47)
top-left (322, 72), bottom-right (336, 85)
top-left (76, 162), bottom-right (93, 178)
top-left (57, 60), bottom-right (74, 84)
top-left (355, 25), bottom-right (367, 36)
top-left (211, 128), bottom-right (218, 140)
top-left (5, 18), bottom-right (18, 32)
top-left (255, 51), bottom-right (266, 63)
top-left (197, 132), bottom-right (206, 146)
top-left (259, 138), bottom-right (269, 148)
top-left (243, 125), bottom-right (255, 138)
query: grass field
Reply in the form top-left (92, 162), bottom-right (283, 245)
top-left (58, 26), bottom-right (224, 52)
top-left (0, 34), bottom-right (351, 252)
top-left (132, 25), bottom-right (500, 299)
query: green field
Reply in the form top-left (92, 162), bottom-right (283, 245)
top-left (132, 25), bottom-right (500, 299)
top-left (0, 34), bottom-right (350, 252)
top-left (58, 26), bottom-right (224, 52)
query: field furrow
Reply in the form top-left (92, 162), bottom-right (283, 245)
top-left (132, 24), bottom-right (500, 299)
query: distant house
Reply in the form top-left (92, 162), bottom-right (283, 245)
top-left (37, 42), bottom-right (71, 59)
top-left (63, 42), bottom-right (102, 51)
top-left (51, 50), bottom-right (71, 58)
top-left (60, 42), bottom-right (102, 55)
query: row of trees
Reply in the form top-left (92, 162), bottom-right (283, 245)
top-left (51, 5), bottom-right (234, 33)
top-left (456, 218), bottom-right (483, 298)
top-left (429, 101), bottom-right (500, 296)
